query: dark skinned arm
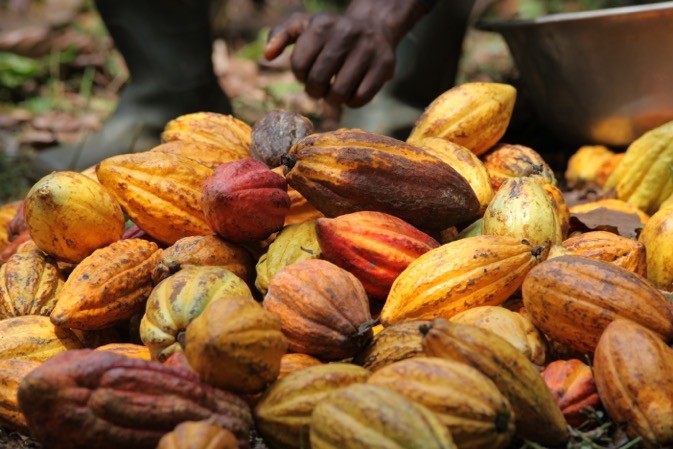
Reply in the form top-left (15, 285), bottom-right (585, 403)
top-left (264, 0), bottom-right (433, 108)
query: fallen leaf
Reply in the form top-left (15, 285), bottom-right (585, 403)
top-left (569, 207), bottom-right (644, 239)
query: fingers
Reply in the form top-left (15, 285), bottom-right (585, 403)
top-left (348, 50), bottom-right (395, 108)
top-left (264, 12), bottom-right (310, 61)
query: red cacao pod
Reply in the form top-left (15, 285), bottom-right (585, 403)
top-left (17, 350), bottom-right (252, 449)
top-left (201, 158), bottom-right (290, 242)
top-left (541, 359), bottom-right (601, 427)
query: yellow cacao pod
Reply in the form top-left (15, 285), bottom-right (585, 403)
top-left (352, 320), bottom-right (428, 372)
top-left (161, 112), bottom-right (251, 158)
top-left (594, 319), bottom-right (673, 448)
top-left (0, 359), bottom-right (39, 433)
top-left (407, 82), bottom-right (516, 156)
top-left (564, 145), bottom-right (614, 188)
top-left (563, 231), bottom-right (647, 277)
top-left (254, 363), bottom-right (370, 449)
top-left (421, 319), bottom-right (568, 446)
top-left (0, 250), bottom-right (63, 319)
top-left (278, 353), bottom-right (323, 378)
top-left (595, 152), bottom-right (625, 188)
top-left (24, 171), bottom-right (124, 263)
top-left (310, 383), bottom-right (456, 449)
top-left (542, 182), bottom-right (570, 239)
top-left (94, 343), bottom-right (152, 360)
top-left (97, 152), bottom-right (213, 245)
top-left (0, 201), bottom-right (21, 251)
top-left (368, 357), bottom-right (515, 449)
top-left (450, 306), bottom-right (546, 366)
top-left (381, 235), bottom-right (542, 325)
top-left (157, 421), bottom-right (238, 449)
top-left (0, 315), bottom-right (83, 362)
top-left (151, 140), bottom-right (246, 169)
top-left (639, 207), bottom-right (673, 290)
top-left (605, 120), bottom-right (673, 214)
top-left (482, 144), bottom-right (556, 191)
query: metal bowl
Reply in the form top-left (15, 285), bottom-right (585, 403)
top-left (479, 2), bottom-right (673, 146)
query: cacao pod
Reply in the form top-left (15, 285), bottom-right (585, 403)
top-left (541, 359), bottom-right (600, 427)
top-left (368, 357), bottom-right (515, 449)
top-left (562, 231), bottom-right (647, 276)
top-left (0, 359), bottom-right (39, 433)
top-left (24, 171), bottom-right (125, 262)
top-left (316, 211), bottom-right (439, 301)
top-left (421, 319), bottom-right (568, 445)
top-left (482, 144), bottom-right (556, 191)
top-left (639, 206), bottom-right (673, 290)
top-left (250, 109), bottom-right (314, 168)
top-left (455, 218), bottom-right (483, 240)
top-left (140, 266), bottom-right (253, 361)
top-left (95, 343), bottom-right (152, 360)
top-left (7, 201), bottom-right (26, 243)
top-left (310, 383), bottom-right (456, 449)
top-left (0, 250), bottom-right (63, 319)
top-left (407, 82), bottom-right (516, 156)
top-left (254, 363), bottom-right (370, 449)
top-left (156, 421), bottom-right (238, 449)
top-left (283, 129), bottom-right (480, 231)
top-left (151, 140), bottom-right (246, 169)
top-left (522, 256), bottom-right (673, 353)
top-left (50, 239), bottom-right (162, 330)
top-left (352, 320), bottom-right (427, 372)
top-left (595, 152), bottom-right (625, 188)
top-left (278, 353), bottom-right (323, 378)
top-left (263, 259), bottom-right (373, 360)
top-left (564, 145), bottom-right (614, 188)
top-left (161, 112), bottom-right (251, 157)
top-left (542, 182), bottom-right (570, 239)
top-left (18, 349), bottom-right (253, 449)
top-left (0, 201), bottom-right (21, 251)
top-left (97, 152), bottom-right (213, 245)
top-left (594, 319), bottom-right (673, 447)
top-left (271, 167), bottom-right (324, 226)
top-left (0, 315), bottom-right (83, 362)
top-left (381, 235), bottom-right (542, 325)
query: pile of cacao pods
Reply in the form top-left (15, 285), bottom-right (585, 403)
top-left (1, 81), bottom-right (673, 449)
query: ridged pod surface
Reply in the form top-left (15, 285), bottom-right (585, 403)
top-left (272, 167), bottom-right (324, 226)
top-left (0, 359), bottom-right (39, 433)
top-left (482, 144), bottom-right (556, 191)
top-left (161, 112), bottom-right (251, 159)
top-left (0, 315), bottom-right (83, 362)
top-left (156, 421), bottom-right (238, 449)
top-left (421, 319), bottom-right (568, 446)
top-left (639, 207), bottom-right (673, 290)
top-left (254, 363), bottom-right (370, 449)
top-left (24, 171), bottom-right (124, 262)
top-left (151, 140), bottom-right (247, 169)
top-left (97, 152), bottom-right (213, 245)
top-left (0, 250), bottom-right (63, 319)
top-left (310, 383), bottom-right (456, 449)
top-left (185, 296), bottom-right (288, 394)
top-left (407, 82), bottom-right (516, 156)
top-left (255, 221), bottom-right (322, 295)
top-left (541, 359), bottom-right (600, 427)
top-left (352, 320), bottom-right (427, 372)
top-left (317, 211), bottom-right (440, 301)
top-left (140, 266), bottom-right (253, 361)
top-left (562, 231), bottom-right (647, 277)
top-left (564, 145), bottom-right (614, 188)
top-left (450, 306), bottom-right (546, 366)
top-left (50, 239), bottom-right (162, 330)
top-left (605, 120), bottom-right (673, 214)
top-left (0, 201), bottom-right (21, 251)
top-left (594, 319), bottom-right (673, 448)
top-left (522, 256), bottom-right (673, 353)
top-left (283, 129), bottom-right (480, 231)
top-left (381, 235), bottom-right (542, 325)
top-left (278, 353), bottom-right (323, 378)
top-left (94, 343), bottom-right (152, 360)
top-left (368, 357), bottom-right (514, 449)
top-left (17, 350), bottom-right (253, 449)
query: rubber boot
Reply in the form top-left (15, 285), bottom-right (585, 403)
top-left (29, 0), bottom-right (232, 179)
top-left (340, 0), bottom-right (477, 139)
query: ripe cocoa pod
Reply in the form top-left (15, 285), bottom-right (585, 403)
top-left (7, 201), bottom-right (26, 243)
top-left (0, 315), bottom-right (83, 362)
top-left (152, 234), bottom-right (254, 285)
top-left (0, 231), bottom-right (31, 265)
top-left (97, 152), bottom-right (213, 245)
top-left (278, 353), bottom-right (323, 378)
top-left (562, 231), bottom-right (647, 276)
top-left (0, 201), bottom-right (21, 251)
top-left (284, 129), bottom-right (480, 231)
top-left (639, 207), bottom-right (673, 290)
top-left (310, 383), bottom-right (456, 449)
top-left (542, 182), bottom-right (570, 239)
top-left (482, 144), bottom-right (556, 191)
top-left (0, 359), bottom-right (39, 433)
top-left (381, 236), bottom-right (542, 325)
top-left (483, 177), bottom-right (563, 249)
top-left (0, 250), bottom-right (63, 319)
top-left (522, 256), bottom-right (673, 353)
top-left (157, 421), bottom-right (238, 449)
top-left (50, 239), bottom-right (162, 330)
top-left (594, 319), bottom-right (673, 447)
top-left (250, 109), bottom-right (314, 168)
top-left (254, 363), bottom-right (370, 449)
top-left (450, 306), bottom-right (546, 366)
top-left (185, 296), bottom-right (288, 394)
top-left (255, 221), bottom-right (322, 295)
top-left (541, 359), bottom-right (600, 427)
top-left (317, 211), bottom-right (439, 301)
top-left (407, 82), bottom-right (516, 156)
top-left (151, 140), bottom-right (246, 169)
top-left (95, 343), bottom-right (152, 360)
top-left (604, 120), bottom-right (673, 214)
top-left (352, 320), bottom-right (427, 372)
top-left (140, 266), bottom-right (253, 361)
top-left (595, 152), bottom-right (625, 188)
top-left (368, 357), bottom-right (515, 449)
top-left (271, 167), bottom-right (324, 226)
top-left (201, 158), bottom-right (290, 242)
top-left (25, 171), bottom-right (125, 262)
top-left (17, 349), bottom-right (253, 449)
top-left (415, 137), bottom-right (495, 214)
top-left (421, 319), bottom-right (568, 446)
top-left (161, 112), bottom-right (251, 158)
top-left (263, 259), bottom-right (374, 361)
top-left (564, 145), bottom-right (615, 188)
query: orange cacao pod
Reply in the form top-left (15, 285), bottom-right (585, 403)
top-left (0, 201), bottom-right (21, 251)
top-left (482, 144), bottom-right (555, 191)
top-left (541, 359), bottom-right (600, 427)
top-left (161, 112), bottom-right (251, 158)
top-left (151, 140), bottom-right (247, 169)
top-left (95, 343), bottom-right (152, 360)
top-left (352, 320), bottom-right (427, 372)
top-left (156, 421), bottom-right (238, 449)
top-left (0, 359), bottom-right (39, 433)
top-left (562, 231), bottom-right (647, 276)
top-left (278, 353), bottom-right (323, 378)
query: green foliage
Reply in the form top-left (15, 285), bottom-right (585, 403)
top-left (0, 53), bottom-right (42, 89)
